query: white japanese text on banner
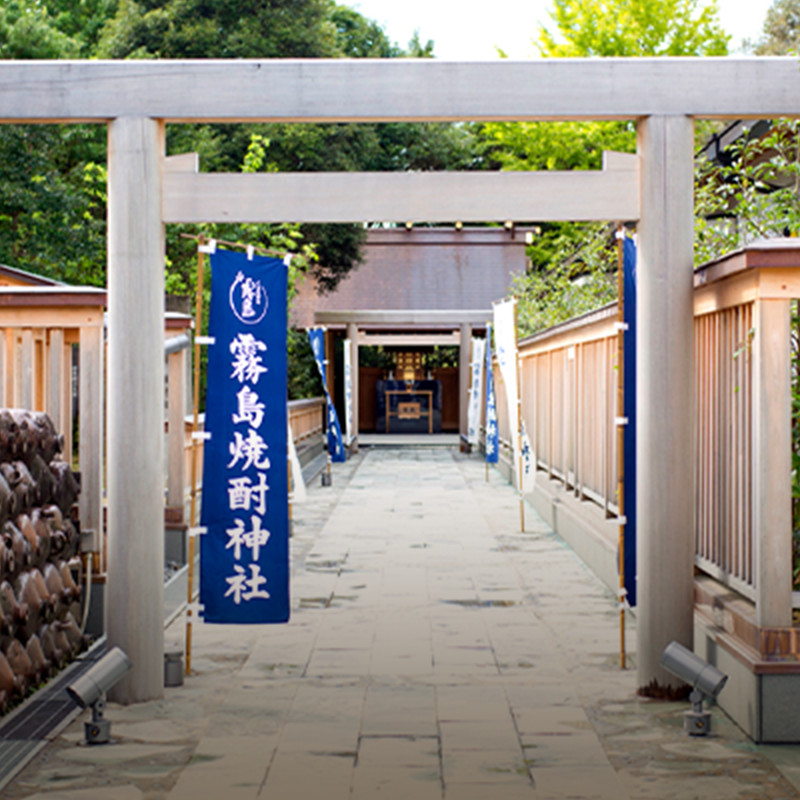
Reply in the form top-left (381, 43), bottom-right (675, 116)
top-left (200, 249), bottom-right (289, 624)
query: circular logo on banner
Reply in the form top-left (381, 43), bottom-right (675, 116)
top-left (230, 271), bottom-right (268, 325)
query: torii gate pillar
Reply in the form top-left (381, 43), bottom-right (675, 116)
top-left (636, 115), bottom-right (695, 694)
top-left (106, 117), bottom-right (166, 703)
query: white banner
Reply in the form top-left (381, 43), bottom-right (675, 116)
top-left (287, 420), bottom-right (307, 503)
top-left (343, 338), bottom-right (353, 446)
top-left (521, 420), bottom-right (535, 494)
top-left (493, 298), bottom-right (521, 485)
top-left (467, 337), bottom-right (485, 446)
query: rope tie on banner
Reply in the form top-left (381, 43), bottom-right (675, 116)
top-left (180, 232), bottom-right (291, 261)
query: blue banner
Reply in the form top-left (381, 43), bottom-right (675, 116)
top-left (485, 323), bottom-right (499, 464)
top-left (308, 328), bottom-right (346, 462)
top-left (623, 237), bottom-right (637, 607)
top-left (200, 249), bottom-right (289, 624)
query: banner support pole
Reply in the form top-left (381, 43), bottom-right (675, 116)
top-left (513, 297), bottom-right (525, 533)
top-left (486, 320), bottom-right (491, 483)
top-left (616, 227), bottom-right (627, 670)
top-left (186, 236), bottom-right (206, 676)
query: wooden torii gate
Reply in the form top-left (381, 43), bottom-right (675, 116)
top-left (0, 57), bottom-right (797, 702)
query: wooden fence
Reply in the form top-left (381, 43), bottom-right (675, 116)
top-left (0, 287), bottom-right (106, 563)
top-left (0, 287), bottom-right (326, 571)
top-left (500, 241), bottom-right (800, 643)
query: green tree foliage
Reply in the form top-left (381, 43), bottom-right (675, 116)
top-left (0, 2), bottom-right (107, 285)
top-left (482, 0), bottom-right (729, 335)
top-left (698, 119), bottom-right (800, 575)
top-left (0, 1), bottom-right (81, 58)
top-left (96, 0), bottom-right (340, 59)
top-left (754, 0), bottom-right (800, 54)
top-left (330, 5), bottom-right (401, 57)
top-left (51, 0), bottom-right (118, 55)
top-left (695, 120), bottom-right (800, 264)
top-left (94, 0), bottom-right (473, 300)
top-left (512, 225), bottom-right (619, 336)
top-left (481, 120), bottom-right (635, 173)
top-left (538, 0), bottom-right (729, 56)
top-left (0, 1), bottom-right (472, 401)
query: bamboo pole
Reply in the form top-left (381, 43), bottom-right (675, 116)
top-left (616, 228), bottom-right (626, 670)
top-left (185, 237), bottom-right (206, 676)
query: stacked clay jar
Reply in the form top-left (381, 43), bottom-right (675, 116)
top-left (0, 409), bottom-right (86, 711)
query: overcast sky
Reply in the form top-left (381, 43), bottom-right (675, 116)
top-left (348, 0), bottom-right (776, 60)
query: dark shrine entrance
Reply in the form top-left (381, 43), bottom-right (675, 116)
top-left (291, 227), bottom-right (533, 442)
top-left (361, 347), bottom-right (460, 434)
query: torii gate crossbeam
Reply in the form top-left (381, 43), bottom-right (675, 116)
top-left (1, 57), bottom-right (793, 703)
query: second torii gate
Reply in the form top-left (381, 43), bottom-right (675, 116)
top-left (1, 57), bottom-right (797, 703)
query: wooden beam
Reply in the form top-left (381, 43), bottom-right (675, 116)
top-left (0, 287), bottom-right (107, 308)
top-left (316, 310), bottom-right (490, 326)
top-left (163, 167), bottom-right (639, 224)
top-left (1, 58), bottom-right (799, 122)
top-left (358, 333), bottom-right (461, 346)
top-left (0, 307), bottom-right (104, 328)
top-left (635, 115), bottom-right (695, 694)
top-left (106, 117), bottom-right (165, 704)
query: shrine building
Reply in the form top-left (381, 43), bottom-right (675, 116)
top-left (291, 225), bottom-right (531, 446)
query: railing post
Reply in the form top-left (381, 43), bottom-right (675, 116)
top-left (78, 323), bottom-right (104, 567)
top-left (636, 115), bottom-right (695, 694)
top-left (167, 347), bottom-right (187, 514)
top-left (106, 116), bottom-right (165, 703)
top-left (753, 297), bottom-right (792, 627)
top-left (20, 328), bottom-right (34, 409)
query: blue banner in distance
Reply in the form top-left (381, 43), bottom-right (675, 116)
top-left (308, 328), bottom-right (346, 462)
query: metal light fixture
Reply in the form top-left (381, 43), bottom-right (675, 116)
top-left (66, 647), bottom-right (132, 744)
top-left (660, 641), bottom-right (728, 736)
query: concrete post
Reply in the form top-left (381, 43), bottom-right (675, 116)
top-left (347, 323), bottom-right (359, 451)
top-left (635, 115), bottom-right (695, 695)
top-left (106, 117), bottom-right (165, 703)
top-left (459, 323), bottom-right (471, 449)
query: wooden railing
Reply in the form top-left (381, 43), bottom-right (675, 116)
top-left (0, 287), bottom-right (106, 561)
top-left (183, 397), bottom-right (326, 506)
top-left (504, 241), bottom-right (800, 635)
top-left (289, 397), bottom-right (325, 447)
top-left (694, 300), bottom-right (754, 600)
top-left (517, 306), bottom-right (619, 515)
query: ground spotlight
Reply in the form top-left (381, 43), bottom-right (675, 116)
top-left (66, 647), bottom-right (132, 744)
top-left (660, 641), bottom-right (728, 736)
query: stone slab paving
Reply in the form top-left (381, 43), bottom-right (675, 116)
top-left (4, 447), bottom-right (800, 800)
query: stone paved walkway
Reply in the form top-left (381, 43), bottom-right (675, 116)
top-left (5, 448), bottom-right (800, 800)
